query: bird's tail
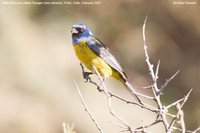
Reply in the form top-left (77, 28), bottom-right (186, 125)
top-left (112, 70), bottom-right (142, 104)
top-left (122, 80), bottom-right (143, 104)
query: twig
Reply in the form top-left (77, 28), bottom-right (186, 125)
top-left (141, 85), bottom-right (153, 89)
top-left (193, 126), bottom-right (200, 133)
top-left (74, 81), bottom-right (104, 133)
top-left (159, 70), bottom-right (180, 94)
top-left (165, 97), bottom-right (185, 110)
top-left (155, 60), bottom-right (160, 81)
top-left (176, 103), bottom-right (185, 133)
top-left (134, 120), bottom-right (162, 131)
top-left (108, 91), bottom-right (158, 113)
top-left (131, 91), bottom-right (155, 100)
top-left (167, 89), bottom-right (193, 132)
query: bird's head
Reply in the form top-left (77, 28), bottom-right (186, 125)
top-left (71, 24), bottom-right (93, 44)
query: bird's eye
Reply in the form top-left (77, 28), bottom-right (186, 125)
top-left (80, 28), bottom-right (85, 32)
top-left (75, 28), bottom-right (84, 33)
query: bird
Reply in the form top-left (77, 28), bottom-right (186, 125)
top-left (71, 23), bottom-right (142, 104)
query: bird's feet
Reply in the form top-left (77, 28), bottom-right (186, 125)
top-left (79, 63), bottom-right (93, 82)
top-left (96, 86), bottom-right (104, 92)
top-left (83, 72), bottom-right (93, 82)
top-left (79, 63), bottom-right (105, 92)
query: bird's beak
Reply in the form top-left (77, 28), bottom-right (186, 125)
top-left (71, 28), bottom-right (78, 34)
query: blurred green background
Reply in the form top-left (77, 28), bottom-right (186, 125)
top-left (0, 0), bottom-right (199, 132)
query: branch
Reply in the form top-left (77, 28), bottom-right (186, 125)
top-left (143, 16), bottom-right (156, 86)
top-left (193, 127), bottom-right (200, 133)
top-left (159, 70), bottom-right (180, 94)
top-left (155, 60), bottom-right (160, 81)
top-left (167, 89), bottom-right (193, 132)
top-left (74, 81), bottom-right (104, 133)
top-left (142, 16), bottom-right (169, 131)
top-left (165, 97), bottom-right (186, 110)
top-left (134, 120), bottom-right (162, 132)
top-left (176, 103), bottom-right (185, 133)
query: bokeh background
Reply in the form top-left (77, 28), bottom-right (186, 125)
top-left (0, 0), bottom-right (199, 132)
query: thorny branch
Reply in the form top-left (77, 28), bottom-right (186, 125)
top-left (74, 16), bottom-right (199, 133)
top-left (143, 16), bottom-right (170, 132)
top-left (159, 70), bottom-right (180, 95)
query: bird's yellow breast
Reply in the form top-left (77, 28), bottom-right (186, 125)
top-left (73, 41), bottom-right (113, 78)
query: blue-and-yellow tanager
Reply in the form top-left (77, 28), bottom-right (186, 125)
top-left (71, 24), bottom-right (141, 103)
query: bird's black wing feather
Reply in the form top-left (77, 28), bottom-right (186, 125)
top-left (86, 36), bottom-right (127, 79)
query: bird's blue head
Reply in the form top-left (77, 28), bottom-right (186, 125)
top-left (71, 24), bottom-right (93, 45)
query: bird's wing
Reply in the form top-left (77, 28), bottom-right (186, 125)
top-left (86, 36), bottom-right (127, 78)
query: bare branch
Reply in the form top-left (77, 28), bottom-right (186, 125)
top-left (74, 81), bottom-right (104, 133)
top-left (131, 90), bottom-right (155, 100)
top-left (108, 91), bottom-right (158, 113)
top-left (141, 84), bottom-right (153, 89)
top-left (155, 60), bottom-right (160, 81)
top-left (142, 16), bottom-right (170, 132)
top-left (193, 127), bottom-right (200, 133)
top-left (159, 70), bottom-right (180, 94)
top-left (165, 97), bottom-right (185, 110)
top-left (143, 16), bottom-right (156, 83)
top-left (167, 89), bottom-right (193, 132)
top-left (134, 120), bottom-right (162, 131)
top-left (178, 89), bottom-right (193, 109)
top-left (176, 103), bottom-right (186, 133)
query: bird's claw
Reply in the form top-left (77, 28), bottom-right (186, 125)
top-left (83, 72), bottom-right (93, 82)
top-left (97, 86), bottom-right (104, 92)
